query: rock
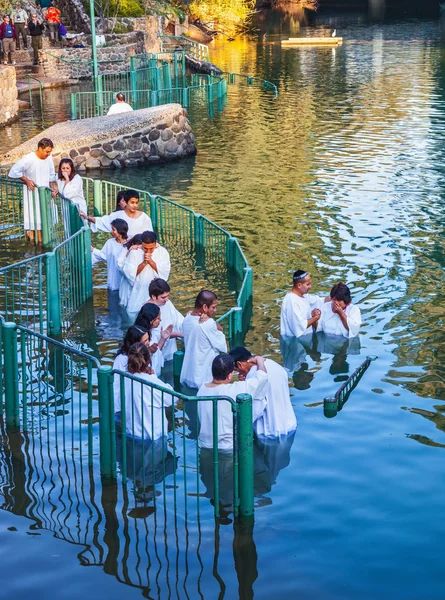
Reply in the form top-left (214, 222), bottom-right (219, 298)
top-left (112, 159), bottom-right (122, 168)
top-left (90, 149), bottom-right (105, 158)
top-left (103, 143), bottom-right (113, 153)
top-left (127, 137), bottom-right (142, 151)
top-left (100, 157), bottom-right (113, 167)
top-left (148, 129), bottom-right (160, 141)
top-left (85, 157), bottom-right (101, 169)
top-left (69, 149), bottom-right (78, 158)
top-left (176, 132), bottom-right (185, 145)
top-left (161, 129), bottom-right (173, 142)
top-left (113, 140), bottom-right (126, 151)
top-left (165, 138), bottom-right (179, 153)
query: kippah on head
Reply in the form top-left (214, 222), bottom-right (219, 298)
top-left (229, 346), bottom-right (252, 363)
top-left (293, 269), bottom-right (308, 282)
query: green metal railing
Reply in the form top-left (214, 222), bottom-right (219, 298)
top-left (221, 71), bottom-right (279, 95)
top-left (0, 177), bottom-right (23, 238)
top-left (160, 35), bottom-right (210, 62)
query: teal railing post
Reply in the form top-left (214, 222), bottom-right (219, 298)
top-left (70, 93), bottom-right (77, 120)
top-left (98, 365), bottom-right (116, 480)
top-left (149, 194), bottom-right (158, 233)
top-left (182, 86), bottom-right (189, 108)
top-left (46, 251), bottom-right (61, 336)
top-left (194, 213), bottom-right (205, 269)
top-left (93, 179), bottom-right (102, 216)
top-left (236, 393), bottom-right (254, 520)
top-left (84, 226), bottom-right (93, 299)
top-left (3, 322), bottom-right (20, 431)
top-left (38, 187), bottom-right (50, 246)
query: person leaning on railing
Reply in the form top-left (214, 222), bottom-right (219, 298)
top-left (28, 12), bottom-right (45, 65)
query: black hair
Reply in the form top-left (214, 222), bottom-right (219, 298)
top-left (135, 303), bottom-right (161, 331)
top-left (114, 190), bottom-right (127, 211)
top-left (38, 138), bottom-right (54, 149)
top-left (330, 282), bottom-right (352, 305)
top-left (116, 92), bottom-right (126, 102)
top-left (127, 342), bottom-right (151, 374)
top-left (149, 278), bottom-right (170, 298)
top-left (211, 354), bottom-right (235, 380)
top-left (111, 218), bottom-right (128, 239)
top-left (228, 346), bottom-right (252, 364)
top-left (124, 189), bottom-right (139, 202)
top-left (141, 230), bottom-right (157, 244)
top-left (124, 233), bottom-right (142, 249)
top-left (194, 290), bottom-right (217, 309)
top-left (117, 325), bottom-right (148, 356)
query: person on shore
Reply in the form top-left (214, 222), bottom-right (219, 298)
top-left (124, 342), bottom-right (175, 440)
top-left (123, 231), bottom-right (171, 315)
top-left (57, 158), bottom-right (87, 214)
top-left (92, 218), bottom-right (128, 291)
top-left (28, 12), bottom-right (44, 65)
top-left (113, 324), bottom-right (149, 411)
top-left (107, 93), bottom-right (134, 116)
top-left (316, 282), bottom-right (361, 338)
top-left (280, 269), bottom-right (328, 338)
top-left (80, 189), bottom-right (153, 238)
top-left (0, 14), bottom-right (17, 65)
top-left (229, 346), bottom-right (297, 438)
top-left (196, 354), bottom-right (268, 449)
top-left (145, 278), bottom-right (184, 362)
top-left (134, 301), bottom-right (173, 376)
top-left (44, 2), bottom-right (60, 45)
top-left (180, 290), bottom-right (227, 389)
top-left (8, 137), bottom-right (57, 242)
top-left (11, 2), bottom-right (28, 50)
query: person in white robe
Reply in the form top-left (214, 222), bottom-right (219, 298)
top-left (145, 278), bottom-right (184, 362)
top-left (197, 354), bottom-right (268, 450)
top-left (56, 158), bottom-right (87, 214)
top-left (80, 189), bottom-right (153, 238)
top-left (229, 346), bottom-right (297, 438)
top-left (116, 234), bottom-right (142, 307)
top-left (91, 218), bottom-right (128, 291)
top-left (317, 282), bottom-right (361, 339)
top-left (123, 342), bottom-right (175, 440)
top-left (112, 325), bottom-right (149, 412)
top-left (134, 302), bottom-right (173, 377)
top-left (107, 92), bottom-right (133, 115)
top-left (8, 137), bottom-right (58, 240)
top-left (280, 269), bottom-right (328, 338)
top-left (180, 290), bottom-right (227, 389)
top-left (123, 231), bottom-right (171, 315)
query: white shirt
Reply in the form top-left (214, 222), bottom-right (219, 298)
top-left (318, 302), bottom-right (361, 338)
top-left (113, 353), bottom-right (128, 412)
top-left (107, 102), bottom-right (133, 115)
top-left (280, 292), bottom-right (324, 338)
top-left (150, 300), bottom-right (184, 361)
top-left (124, 372), bottom-right (174, 440)
top-left (91, 210), bottom-right (153, 238)
top-left (197, 371), bottom-right (268, 450)
top-left (248, 359), bottom-right (297, 438)
top-left (9, 152), bottom-right (56, 230)
top-left (123, 246), bottom-right (171, 314)
top-left (91, 238), bottom-right (126, 291)
top-left (57, 174), bottom-right (87, 213)
top-left (180, 315), bottom-right (227, 388)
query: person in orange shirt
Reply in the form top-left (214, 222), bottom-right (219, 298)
top-left (44, 2), bottom-right (60, 45)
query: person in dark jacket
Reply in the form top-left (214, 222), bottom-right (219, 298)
top-left (27, 12), bottom-right (44, 65)
top-left (0, 15), bottom-right (17, 65)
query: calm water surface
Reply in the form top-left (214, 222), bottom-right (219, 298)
top-left (2, 10), bottom-right (445, 599)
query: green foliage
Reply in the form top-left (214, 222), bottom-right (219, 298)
top-left (111, 21), bottom-right (134, 33)
top-left (187, 0), bottom-right (256, 37)
top-left (110, 0), bottom-right (144, 17)
top-left (0, 0), bottom-right (13, 14)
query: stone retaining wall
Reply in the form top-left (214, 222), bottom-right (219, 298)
top-left (0, 66), bottom-right (19, 126)
top-left (54, 0), bottom-right (91, 33)
top-left (1, 105), bottom-right (196, 171)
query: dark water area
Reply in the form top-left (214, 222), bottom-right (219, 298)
top-left (2, 7), bottom-right (445, 599)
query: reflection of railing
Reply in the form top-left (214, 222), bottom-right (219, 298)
top-left (160, 34), bottom-right (210, 62)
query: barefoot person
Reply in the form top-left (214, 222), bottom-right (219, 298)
top-left (8, 138), bottom-right (57, 242)
top-left (280, 269), bottom-right (328, 338)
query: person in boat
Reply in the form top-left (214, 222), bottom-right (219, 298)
top-left (280, 269), bottom-right (328, 338)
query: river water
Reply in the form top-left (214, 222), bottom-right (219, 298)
top-left (2, 8), bottom-right (445, 600)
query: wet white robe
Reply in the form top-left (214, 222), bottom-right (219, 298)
top-left (197, 371), bottom-right (268, 450)
top-left (91, 210), bottom-right (153, 238)
top-left (9, 152), bottom-right (56, 230)
top-left (116, 248), bottom-right (134, 307)
top-left (318, 302), bottom-right (361, 338)
top-left (113, 353), bottom-right (128, 412)
top-left (123, 246), bottom-right (171, 314)
top-left (150, 300), bottom-right (184, 362)
top-left (280, 292), bottom-right (324, 338)
top-left (92, 238), bottom-right (126, 291)
top-left (248, 359), bottom-right (297, 438)
top-left (180, 315), bottom-right (227, 388)
top-left (57, 174), bottom-right (87, 213)
top-left (124, 372), bottom-right (174, 440)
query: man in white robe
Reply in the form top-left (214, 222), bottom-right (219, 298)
top-left (280, 269), bottom-right (328, 338)
top-left (197, 353), bottom-right (269, 450)
top-left (146, 278), bottom-right (184, 362)
top-left (123, 231), bottom-right (171, 314)
top-left (229, 346), bottom-right (297, 438)
top-left (8, 137), bottom-right (58, 241)
top-left (180, 290), bottom-right (227, 389)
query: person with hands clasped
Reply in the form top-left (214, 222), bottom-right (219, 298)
top-left (134, 303), bottom-right (173, 376)
top-left (316, 282), bottom-right (361, 339)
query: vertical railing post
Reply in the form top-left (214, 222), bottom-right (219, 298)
top-left (46, 251), bottom-right (61, 336)
top-left (70, 93), bottom-right (77, 120)
top-left (93, 179), bottom-right (102, 216)
top-left (182, 86), bottom-right (189, 108)
top-left (149, 194), bottom-right (158, 233)
top-left (236, 393), bottom-right (254, 520)
top-left (3, 322), bottom-right (19, 431)
top-left (83, 226), bottom-right (93, 300)
top-left (38, 187), bottom-right (50, 246)
top-left (98, 365), bottom-right (116, 480)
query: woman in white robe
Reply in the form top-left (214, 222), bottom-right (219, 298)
top-left (134, 303), bottom-right (173, 377)
top-left (112, 325), bottom-right (149, 412)
top-left (317, 282), bottom-right (361, 339)
top-left (91, 217), bottom-right (128, 291)
top-left (56, 158), bottom-right (87, 214)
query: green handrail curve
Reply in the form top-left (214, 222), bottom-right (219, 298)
top-left (160, 34), bottom-right (210, 62)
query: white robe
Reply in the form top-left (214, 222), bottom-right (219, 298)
top-left (124, 372), bottom-right (174, 440)
top-left (92, 238), bottom-right (126, 291)
top-left (117, 249), bottom-right (134, 307)
top-left (150, 300), bottom-right (184, 362)
top-left (149, 327), bottom-right (164, 377)
top-left (113, 353), bottom-right (128, 412)
top-left (123, 246), bottom-right (171, 314)
top-left (107, 102), bottom-right (133, 115)
top-left (280, 292), bottom-right (324, 338)
top-left (180, 315), bottom-right (228, 388)
top-left (318, 302), bottom-right (361, 338)
top-left (9, 152), bottom-right (56, 230)
top-left (91, 210), bottom-right (153, 238)
top-left (248, 359), bottom-right (297, 438)
top-left (197, 371), bottom-right (268, 450)
top-left (57, 174), bottom-right (87, 213)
